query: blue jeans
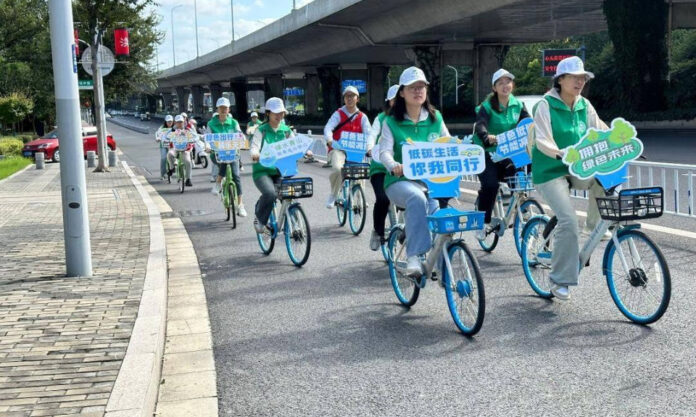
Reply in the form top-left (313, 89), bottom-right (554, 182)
top-left (385, 180), bottom-right (438, 257)
top-left (159, 147), bottom-right (168, 177)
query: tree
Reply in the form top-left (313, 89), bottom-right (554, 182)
top-left (72, 0), bottom-right (163, 172)
top-left (603, 0), bottom-right (669, 112)
top-left (0, 93), bottom-right (34, 133)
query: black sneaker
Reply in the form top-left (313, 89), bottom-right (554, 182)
top-left (185, 179), bottom-right (192, 187)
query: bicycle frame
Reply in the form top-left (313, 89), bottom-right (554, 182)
top-left (269, 197), bottom-right (298, 237)
top-left (490, 189), bottom-right (528, 236)
top-left (393, 231), bottom-right (459, 287)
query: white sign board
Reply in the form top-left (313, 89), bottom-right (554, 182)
top-left (82, 45), bottom-right (115, 77)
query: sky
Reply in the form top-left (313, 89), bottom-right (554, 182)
top-left (152, 0), bottom-right (315, 70)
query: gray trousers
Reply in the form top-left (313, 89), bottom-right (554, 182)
top-left (536, 175), bottom-right (605, 286)
top-left (254, 175), bottom-right (280, 225)
top-left (159, 147), bottom-right (168, 177)
top-left (385, 180), bottom-right (439, 257)
top-left (167, 150), bottom-right (192, 179)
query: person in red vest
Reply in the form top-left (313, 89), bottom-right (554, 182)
top-left (322, 85), bottom-right (372, 208)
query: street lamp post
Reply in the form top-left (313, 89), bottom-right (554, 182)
top-left (171, 4), bottom-right (183, 66)
top-left (230, 0), bottom-right (235, 41)
top-left (446, 65), bottom-right (459, 106)
top-left (194, 0), bottom-right (199, 58)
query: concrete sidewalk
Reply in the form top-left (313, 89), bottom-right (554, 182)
top-left (0, 162), bottom-right (218, 417)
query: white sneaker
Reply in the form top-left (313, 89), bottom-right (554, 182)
top-left (406, 255), bottom-right (423, 277)
top-left (253, 218), bottom-right (266, 234)
top-left (475, 225), bottom-right (488, 241)
top-left (550, 283), bottom-right (571, 301)
top-left (237, 204), bottom-right (248, 217)
top-left (369, 230), bottom-right (381, 251)
top-left (326, 195), bottom-right (336, 209)
top-left (582, 227), bottom-right (612, 241)
top-left (211, 185), bottom-right (219, 195)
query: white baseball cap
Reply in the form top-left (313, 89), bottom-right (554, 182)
top-left (386, 84), bottom-right (399, 101)
top-left (165, 115), bottom-right (174, 122)
top-left (216, 97), bottom-right (230, 108)
top-left (492, 68), bottom-right (515, 86)
top-left (189, 118), bottom-right (197, 125)
top-left (343, 85), bottom-right (360, 96)
top-left (554, 56), bottom-right (594, 80)
top-left (174, 115), bottom-right (184, 122)
top-left (399, 66), bottom-right (429, 86)
top-left (250, 111), bottom-right (258, 118)
top-left (265, 97), bottom-right (286, 114)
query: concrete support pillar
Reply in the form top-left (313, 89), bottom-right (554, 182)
top-left (209, 84), bottom-right (223, 108)
top-left (304, 73), bottom-right (320, 116)
top-left (412, 46), bottom-right (442, 108)
top-left (162, 93), bottom-right (174, 113)
top-left (231, 80), bottom-right (249, 120)
top-left (191, 85), bottom-right (204, 116)
top-left (367, 65), bottom-right (388, 113)
top-left (146, 95), bottom-right (158, 113)
top-left (175, 86), bottom-right (189, 113)
top-left (317, 65), bottom-right (340, 119)
top-left (264, 75), bottom-right (284, 100)
top-left (474, 45), bottom-right (508, 105)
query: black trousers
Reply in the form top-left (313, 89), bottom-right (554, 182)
top-left (477, 154), bottom-right (518, 223)
top-left (369, 173), bottom-right (391, 238)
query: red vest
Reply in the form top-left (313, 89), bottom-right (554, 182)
top-left (330, 108), bottom-right (365, 152)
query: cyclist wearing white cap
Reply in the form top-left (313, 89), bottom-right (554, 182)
top-left (246, 111), bottom-right (262, 134)
top-left (166, 115), bottom-right (194, 187)
top-left (156, 115), bottom-right (174, 180)
top-left (365, 84), bottom-right (399, 251)
top-left (378, 66), bottom-right (451, 277)
top-left (250, 97), bottom-right (297, 233)
top-left (473, 68), bottom-right (530, 239)
top-left (208, 97), bottom-right (247, 217)
top-left (531, 55), bottom-right (608, 300)
top-left (323, 85), bottom-right (371, 208)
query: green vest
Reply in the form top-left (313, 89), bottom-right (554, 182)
top-left (532, 95), bottom-right (589, 184)
top-left (208, 115), bottom-right (240, 134)
top-left (248, 119), bottom-right (262, 128)
top-left (252, 123), bottom-right (293, 180)
top-left (369, 112), bottom-right (388, 177)
top-left (383, 110), bottom-right (444, 190)
top-left (474, 95), bottom-right (523, 153)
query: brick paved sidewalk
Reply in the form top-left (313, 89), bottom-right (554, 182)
top-left (0, 163), bottom-right (150, 416)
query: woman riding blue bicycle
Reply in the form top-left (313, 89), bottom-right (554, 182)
top-left (474, 68), bottom-right (530, 240)
top-left (378, 66), bottom-right (451, 277)
top-left (531, 56), bottom-right (608, 300)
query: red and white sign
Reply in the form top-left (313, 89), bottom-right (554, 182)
top-left (114, 28), bottom-right (129, 56)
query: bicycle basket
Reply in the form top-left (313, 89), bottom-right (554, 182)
top-left (505, 172), bottom-right (534, 192)
top-left (341, 163), bottom-right (370, 179)
top-left (278, 177), bottom-right (313, 199)
top-left (427, 208), bottom-right (485, 234)
top-left (596, 187), bottom-right (663, 221)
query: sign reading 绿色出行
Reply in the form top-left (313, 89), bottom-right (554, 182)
top-left (562, 118), bottom-right (643, 181)
top-left (542, 48), bottom-right (578, 77)
top-left (402, 142), bottom-right (485, 180)
top-left (205, 133), bottom-right (246, 162)
top-left (491, 118), bottom-right (533, 168)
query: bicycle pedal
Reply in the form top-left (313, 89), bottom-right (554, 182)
top-left (430, 271), bottom-right (438, 281)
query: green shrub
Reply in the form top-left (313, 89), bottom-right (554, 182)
top-left (17, 133), bottom-right (37, 144)
top-left (0, 138), bottom-right (23, 156)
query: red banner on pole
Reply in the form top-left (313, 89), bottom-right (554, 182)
top-left (74, 29), bottom-right (79, 55)
top-left (114, 28), bottom-right (129, 56)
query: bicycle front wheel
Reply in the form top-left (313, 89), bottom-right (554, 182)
top-left (443, 241), bottom-right (485, 335)
top-left (229, 183), bottom-right (237, 229)
top-left (348, 184), bottom-right (366, 235)
top-left (520, 215), bottom-right (554, 298)
top-left (336, 183), bottom-right (347, 227)
top-left (514, 198), bottom-right (545, 257)
top-left (605, 229), bottom-right (671, 324)
top-left (285, 204), bottom-right (311, 266)
top-left (257, 210), bottom-right (276, 255)
top-left (387, 225), bottom-right (419, 306)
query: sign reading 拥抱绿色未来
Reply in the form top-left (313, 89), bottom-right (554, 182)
top-left (562, 118), bottom-right (643, 181)
top-left (205, 132), bottom-right (246, 163)
top-left (402, 142), bottom-right (485, 180)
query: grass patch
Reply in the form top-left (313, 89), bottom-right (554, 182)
top-left (0, 156), bottom-right (32, 180)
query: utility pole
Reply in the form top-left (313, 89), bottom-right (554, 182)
top-left (91, 27), bottom-right (109, 172)
top-left (47, 0), bottom-right (93, 277)
top-left (230, 0), bottom-right (235, 41)
top-left (194, 0), bottom-right (200, 58)
top-left (171, 4), bottom-right (183, 66)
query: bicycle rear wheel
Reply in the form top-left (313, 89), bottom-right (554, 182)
top-left (605, 229), bottom-right (671, 324)
top-left (387, 225), bottom-right (420, 307)
top-left (520, 215), bottom-right (554, 298)
top-left (336, 183), bottom-right (347, 227)
top-left (443, 241), bottom-right (485, 335)
top-left (474, 197), bottom-right (498, 252)
top-left (285, 204), bottom-right (311, 266)
top-left (257, 210), bottom-right (276, 255)
top-left (513, 198), bottom-right (545, 257)
top-left (348, 184), bottom-right (366, 235)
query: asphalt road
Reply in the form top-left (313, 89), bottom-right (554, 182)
top-left (110, 120), bottom-right (696, 417)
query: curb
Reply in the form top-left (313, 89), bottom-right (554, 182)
top-left (0, 162), bottom-right (33, 185)
top-left (105, 161), bottom-right (168, 417)
top-left (108, 118), bottom-right (151, 134)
